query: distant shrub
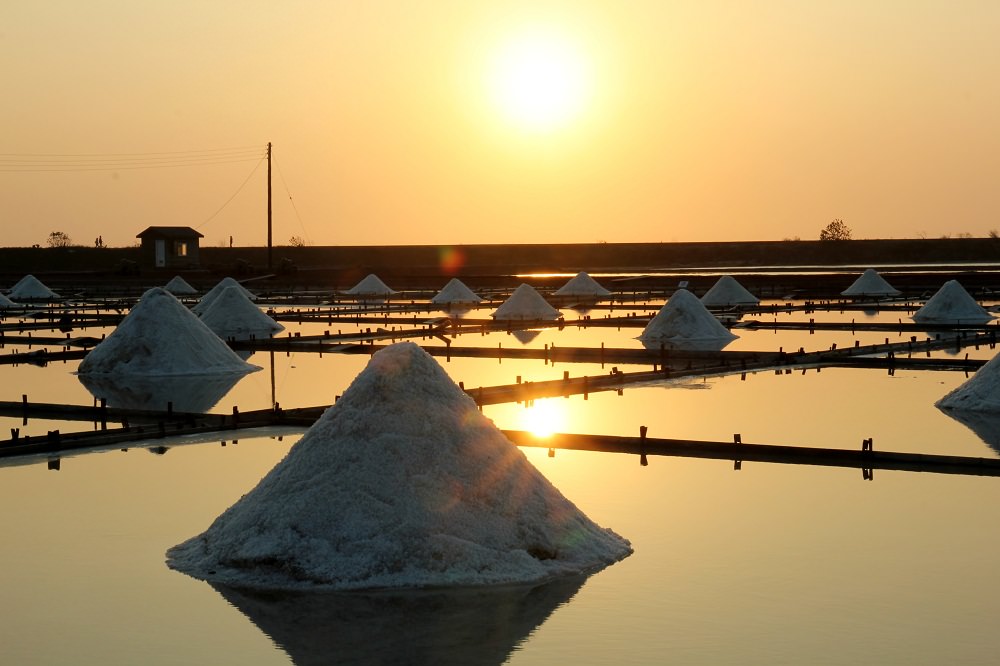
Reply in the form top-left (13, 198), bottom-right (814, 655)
top-left (819, 219), bottom-right (852, 241)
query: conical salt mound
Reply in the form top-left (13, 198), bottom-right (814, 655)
top-left (164, 275), bottom-right (198, 296)
top-left (553, 272), bottom-right (611, 298)
top-left (345, 274), bottom-right (395, 297)
top-left (841, 269), bottom-right (900, 297)
top-left (936, 351), bottom-right (1000, 412)
top-left (167, 342), bottom-right (631, 590)
top-left (6, 275), bottom-right (29, 293)
top-left (199, 286), bottom-right (285, 340)
top-left (431, 278), bottom-right (482, 305)
top-left (8, 275), bottom-right (59, 300)
top-left (78, 287), bottom-right (258, 376)
top-left (700, 275), bottom-right (759, 308)
top-left (640, 288), bottom-right (738, 346)
top-left (912, 280), bottom-right (992, 324)
top-left (491, 284), bottom-right (561, 321)
top-left (0, 293), bottom-right (16, 309)
top-left (193, 277), bottom-right (256, 315)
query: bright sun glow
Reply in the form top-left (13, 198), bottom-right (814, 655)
top-left (520, 399), bottom-right (568, 438)
top-left (488, 28), bottom-right (591, 132)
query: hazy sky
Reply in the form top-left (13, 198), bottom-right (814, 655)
top-left (4, 1), bottom-right (999, 248)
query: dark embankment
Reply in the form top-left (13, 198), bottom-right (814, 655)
top-left (3, 238), bottom-right (1000, 297)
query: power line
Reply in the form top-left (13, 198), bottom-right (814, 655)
top-left (274, 157), bottom-right (313, 245)
top-left (0, 146), bottom-right (266, 172)
top-left (196, 157), bottom-right (266, 231)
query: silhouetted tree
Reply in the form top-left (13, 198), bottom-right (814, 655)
top-left (819, 219), bottom-right (852, 241)
top-left (46, 231), bottom-right (72, 248)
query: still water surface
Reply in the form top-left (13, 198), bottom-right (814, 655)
top-left (1, 303), bottom-right (999, 664)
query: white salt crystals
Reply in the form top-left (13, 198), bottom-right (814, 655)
top-left (167, 342), bottom-right (631, 590)
top-left (193, 277), bottom-right (256, 315)
top-left (913, 280), bottom-right (992, 324)
top-left (841, 269), bottom-right (900, 298)
top-left (77, 287), bottom-right (258, 376)
top-left (492, 284), bottom-right (561, 321)
top-left (937, 351), bottom-right (1000, 413)
top-left (344, 273), bottom-right (395, 297)
top-left (553, 272), bottom-right (611, 299)
top-left (199, 285), bottom-right (284, 340)
top-left (640, 288), bottom-right (738, 349)
top-left (164, 275), bottom-right (198, 295)
top-left (431, 278), bottom-right (482, 305)
top-left (700, 275), bottom-right (759, 308)
top-left (8, 274), bottom-right (59, 300)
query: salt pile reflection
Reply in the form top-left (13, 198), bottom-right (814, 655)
top-left (77, 372), bottom-right (246, 413)
top-left (209, 574), bottom-right (589, 666)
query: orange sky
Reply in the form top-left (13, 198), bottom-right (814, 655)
top-left (4, 1), bottom-right (1000, 248)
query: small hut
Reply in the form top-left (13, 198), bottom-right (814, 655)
top-left (137, 226), bottom-right (203, 269)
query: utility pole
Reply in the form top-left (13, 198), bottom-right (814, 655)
top-left (267, 141), bottom-right (273, 270)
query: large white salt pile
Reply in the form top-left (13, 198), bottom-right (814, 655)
top-left (164, 275), bottom-right (198, 296)
top-left (640, 288), bottom-right (738, 348)
top-left (431, 278), bottom-right (482, 305)
top-left (553, 272), bottom-right (611, 299)
top-left (344, 273), bottom-right (395, 297)
top-left (78, 287), bottom-right (258, 376)
top-left (912, 280), bottom-right (992, 324)
top-left (700, 275), bottom-right (760, 308)
top-left (841, 268), bottom-right (900, 297)
top-left (491, 284), bottom-right (561, 321)
top-left (193, 277), bottom-right (257, 315)
top-left (8, 275), bottom-right (59, 300)
top-left (936, 351), bottom-right (1000, 412)
top-left (167, 342), bottom-right (631, 590)
top-left (199, 285), bottom-right (284, 340)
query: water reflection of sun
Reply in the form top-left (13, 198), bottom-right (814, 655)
top-left (519, 399), bottom-right (567, 438)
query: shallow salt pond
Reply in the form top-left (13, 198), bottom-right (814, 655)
top-left (2, 300), bottom-right (1000, 664)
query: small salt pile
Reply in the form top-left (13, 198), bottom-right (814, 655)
top-left (553, 272), bottom-right (611, 299)
top-left (164, 275), bottom-right (198, 296)
top-left (936, 351), bottom-right (1000, 412)
top-left (167, 342), bottom-right (631, 590)
top-left (912, 280), bottom-right (992, 324)
top-left (491, 284), bottom-right (561, 321)
top-left (78, 287), bottom-right (258, 376)
top-left (193, 277), bottom-right (256, 315)
top-left (0, 293), bottom-right (17, 309)
top-left (639, 288), bottom-right (738, 348)
top-left (841, 268), bottom-right (900, 297)
top-left (8, 275), bottom-right (59, 300)
top-left (431, 278), bottom-right (482, 305)
top-left (700, 275), bottom-right (759, 308)
top-left (345, 273), bottom-right (395, 297)
top-left (199, 285), bottom-right (284, 340)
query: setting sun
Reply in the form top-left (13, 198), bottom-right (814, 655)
top-left (487, 27), bottom-right (592, 133)
top-left (520, 398), bottom-right (568, 438)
